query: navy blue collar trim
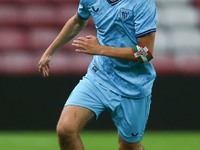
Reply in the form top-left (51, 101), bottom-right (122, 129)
top-left (106, 0), bottom-right (122, 6)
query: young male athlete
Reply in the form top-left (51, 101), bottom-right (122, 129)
top-left (39, 0), bottom-right (157, 149)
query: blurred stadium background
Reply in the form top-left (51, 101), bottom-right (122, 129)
top-left (0, 0), bottom-right (200, 149)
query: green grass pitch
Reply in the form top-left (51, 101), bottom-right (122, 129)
top-left (0, 130), bottom-right (199, 150)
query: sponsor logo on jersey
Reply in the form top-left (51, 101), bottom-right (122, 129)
top-left (92, 6), bottom-right (99, 13)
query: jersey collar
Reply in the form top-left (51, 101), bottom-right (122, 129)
top-left (106, 0), bottom-right (122, 6)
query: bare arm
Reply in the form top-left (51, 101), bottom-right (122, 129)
top-left (73, 32), bottom-right (156, 61)
top-left (38, 13), bottom-right (88, 77)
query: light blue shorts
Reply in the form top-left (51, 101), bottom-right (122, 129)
top-left (65, 76), bottom-right (151, 143)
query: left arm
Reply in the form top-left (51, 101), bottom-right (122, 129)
top-left (73, 32), bottom-right (156, 61)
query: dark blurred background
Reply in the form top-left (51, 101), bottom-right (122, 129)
top-left (0, 0), bottom-right (200, 131)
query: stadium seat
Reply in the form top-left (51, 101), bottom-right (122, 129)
top-left (175, 54), bottom-right (200, 75)
top-left (27, 27), bottom-right (73, 52)
top-left (27, 26), bottom-right (96, 52)
top-left (50, 52), bottom-right (92, 75)
top-left (54, 5), bottom-right (95, 27)
top-left (0, 0), bottom-right (47, 5)
top-left (151, 55), bottom-right (177, 75)
top-left (0, 5), bottom-right (21, 27)
top-left (169, 29), bottom-right (200, 54)
top-left (18, 0), bottom-right (46, 3)
top-left (0, 28), bottom-right (27, 51)
top-left (44, 0), bottom-right (79, 5)
top-left (0, 50), bottom-right (92, 75)
top-left (155, 0), bottom-right (191, 6)
top-left (158, 5), bottom-right (199, 28)
top-left (0, 0), bottom-right (79, 5)
top-left (154, 29), bottom-right (168, 55)
top-left (0, 51), bottom-right (40, 75)
top-left (28, 28), bottom-right (59, 50)
top-left (21, 5), bottom-right (55, 27)
top-left (54, 5), bottom-right (78, 27)
top-left (0, 0), bottom-right (15, 4)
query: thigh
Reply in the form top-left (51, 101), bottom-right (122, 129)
top-left (59, 76), bottom-right (107, 131)
top-left (112, 95), bottom-right (152, 143)
top-left (57, 105), bottom-right (95, 132)
top-left (65, 76), bottom-right (106, 120)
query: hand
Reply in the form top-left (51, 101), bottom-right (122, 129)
top-left (38, 54), bottom-right (52, 77)
top-left (72, 35), bottom-right (102, 55)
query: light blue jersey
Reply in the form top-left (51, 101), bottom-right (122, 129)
top-left (78, 0), bottom-right (157, 98)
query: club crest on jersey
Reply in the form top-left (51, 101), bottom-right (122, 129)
top-left (119, 8), bottom-right (132, 21)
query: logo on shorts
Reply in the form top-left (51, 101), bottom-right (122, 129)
top-left (132, 132), bottom-right (139, 136)
top-left (119, 8), bottom-right (132, 21)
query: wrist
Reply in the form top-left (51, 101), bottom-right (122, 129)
top-left (44, 48), bottom-right (55, 57)
top-left (42, 52), bottom-right (53, 60)
top-left (98, 45), bottom-right (105, 56)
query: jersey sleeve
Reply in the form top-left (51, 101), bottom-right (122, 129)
top-left (77, 0), bottom-right (91, 20)
top-left (134, 0), bottom-right (157, 38)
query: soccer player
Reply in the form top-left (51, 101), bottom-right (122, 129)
top-left (38, 0), bottom-right (157, 150)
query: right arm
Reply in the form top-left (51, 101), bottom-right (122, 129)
top-left (38, 13), bottom-right (88, 77)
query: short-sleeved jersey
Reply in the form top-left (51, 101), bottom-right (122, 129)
top-left (77, 0), bottom-right (157, 98)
